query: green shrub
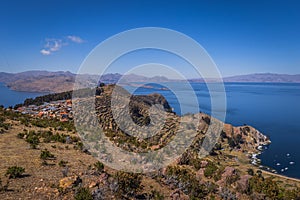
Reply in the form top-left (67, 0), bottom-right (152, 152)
top-left (247, 168), bottom-right (254, 176)
top-left (5, 166), bottom-right (25, 179)
top-left (74, 187), bottom-right (93, 200)
top-left (228, 137), bottom-right (236, 148)
top-left (204, 162), bottom-right (218, 178)
top-left (93, 161), bottom-right (104, 173)
top-left (17, 132), bottom-right (25, 139)
top-left (114, 171), bottom-right (142, 197)
top-left (166, 166), bottom-right (207, 198)
top-left (283, 188), bottom-right (300, 199)
top-left (40, 149), bottom-right (55, 160)
top-left (58, 160), bottom-right (68, 167)
top-left (26, 131), bottom-right (40, 149)
top-left (74, 142), bottom-right (84, 150)
top-left (249, 175), bottom-right (280, 198)
top-left (213, 166), bottom-right (225, 181)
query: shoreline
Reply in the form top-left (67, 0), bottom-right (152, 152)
top-left (250, 142), bottom-right (300, 181)
top-left (262, 169), bottom-right (300, 182)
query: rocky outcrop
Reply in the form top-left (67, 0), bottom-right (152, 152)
top-left (59, 176), bottom-right (82, 191)
top-left (236, 175), bottom-right (252, 193)
top-left (222, 123), bottom-right (270, 151)
top-left (216, 167), bottom-right (237, 187)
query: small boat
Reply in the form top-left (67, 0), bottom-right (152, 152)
top-left (287, 153), bottom-right (290, 157)
top-left (289, 161), bottom-right (295, 165)
top-left (276, 163), bottom-right (281, 166)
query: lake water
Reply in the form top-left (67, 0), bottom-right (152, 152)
top-left (125, 82), bottom-right (300, 179)
top-left (0, 82), bottom-right (47, 108)
top-left (0, 81), bottom-right (299, 179)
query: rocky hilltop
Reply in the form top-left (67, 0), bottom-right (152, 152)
top-left (0, 84), bottom-right (299, 200)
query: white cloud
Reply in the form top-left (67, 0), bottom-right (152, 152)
top-left (67, 35), bottom-right (85, 43)
top-left (40, 49), bottom-right (51, 55)
top-left (40, 35), bottom-right (85, 56)
top-left (45, 39), bottom-right (64, 52)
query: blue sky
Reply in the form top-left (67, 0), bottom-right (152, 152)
top-left (0, 0), bottom-right (299, 78)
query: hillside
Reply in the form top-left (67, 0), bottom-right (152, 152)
top-left (0, 84), bottom-right (299, 199)
top-left (0, 71), bottom-right (75, 93)
top-left (0, 71), bottom-right (98, 93)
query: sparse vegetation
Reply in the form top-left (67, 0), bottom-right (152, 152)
top-left (204, 162), bottom-right (218, 178)
top-left (25, 130), bottom-right (40, 149)
top-left (113, 171), bottom-right (142, 198)
top-left (247, 168), bottom-right (254, 176)
top-left (40, 149), bottom-right (55, 160)
top-left (166, 165), bottom-right (207, 198)
top-left (5, 166), bottom-right (25, 179)
top-left (93, 161), bottom-right (104, 173)
top-left (74, 187), bottom-right (93, 200)
top-left (0, 116), bottom-right (10, 131)
top-left (58, 160), bottom-right (68, 167)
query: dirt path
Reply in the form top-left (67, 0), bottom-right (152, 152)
top-left (262, 169), bottom-right (300, 183)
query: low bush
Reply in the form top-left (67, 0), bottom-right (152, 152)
top-left (58, 160), bottom-right (68, 167)
top-left (74, 187), bottom-right (93, 200)
top-left (40, 149), bottom-right (55, 160)
top-left (5, 166), bottom-right (25, 179)
top-left (93, 161), bottom-right (104, 173)
top-left (204, 162), bottom-right (218, 178)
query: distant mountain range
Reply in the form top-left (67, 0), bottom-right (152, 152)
top-left (224, 73), bottom-right (300, 83)
top-left (0, 71), bottom-right (78, 93)
top-left (0, 70), bottom-right (300, 93)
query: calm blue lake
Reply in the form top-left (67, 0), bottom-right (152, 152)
top-left (126, 82), bottom-right (300, 179)
top-left (0, 82), bottom-right (47, 108)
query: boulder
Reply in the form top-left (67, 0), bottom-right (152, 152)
top-left (59, 176), bottom-right (81, 190)
top-left (236, 175), bottom-right (251, 192)
top-left (223, 124), bottom-right (233, 137)
top-left (223, 166), bottom-right (235, 178)
top-left (200, 160), bottom-right (208, 168)
top-left (196, 168), bottom-right (205, 179)
top-left (216, 167), bottom-right (236, 186)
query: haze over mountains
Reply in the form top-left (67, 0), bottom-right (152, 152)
top-left (223, 73), bottom-right (300, 83)
top-left (0, 70), bottom-right (300, 93)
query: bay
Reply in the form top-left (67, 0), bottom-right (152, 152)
top-left (126, 82), bottom-right (300, 179)
top-left (0, 82), bottom-right (47, 108)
